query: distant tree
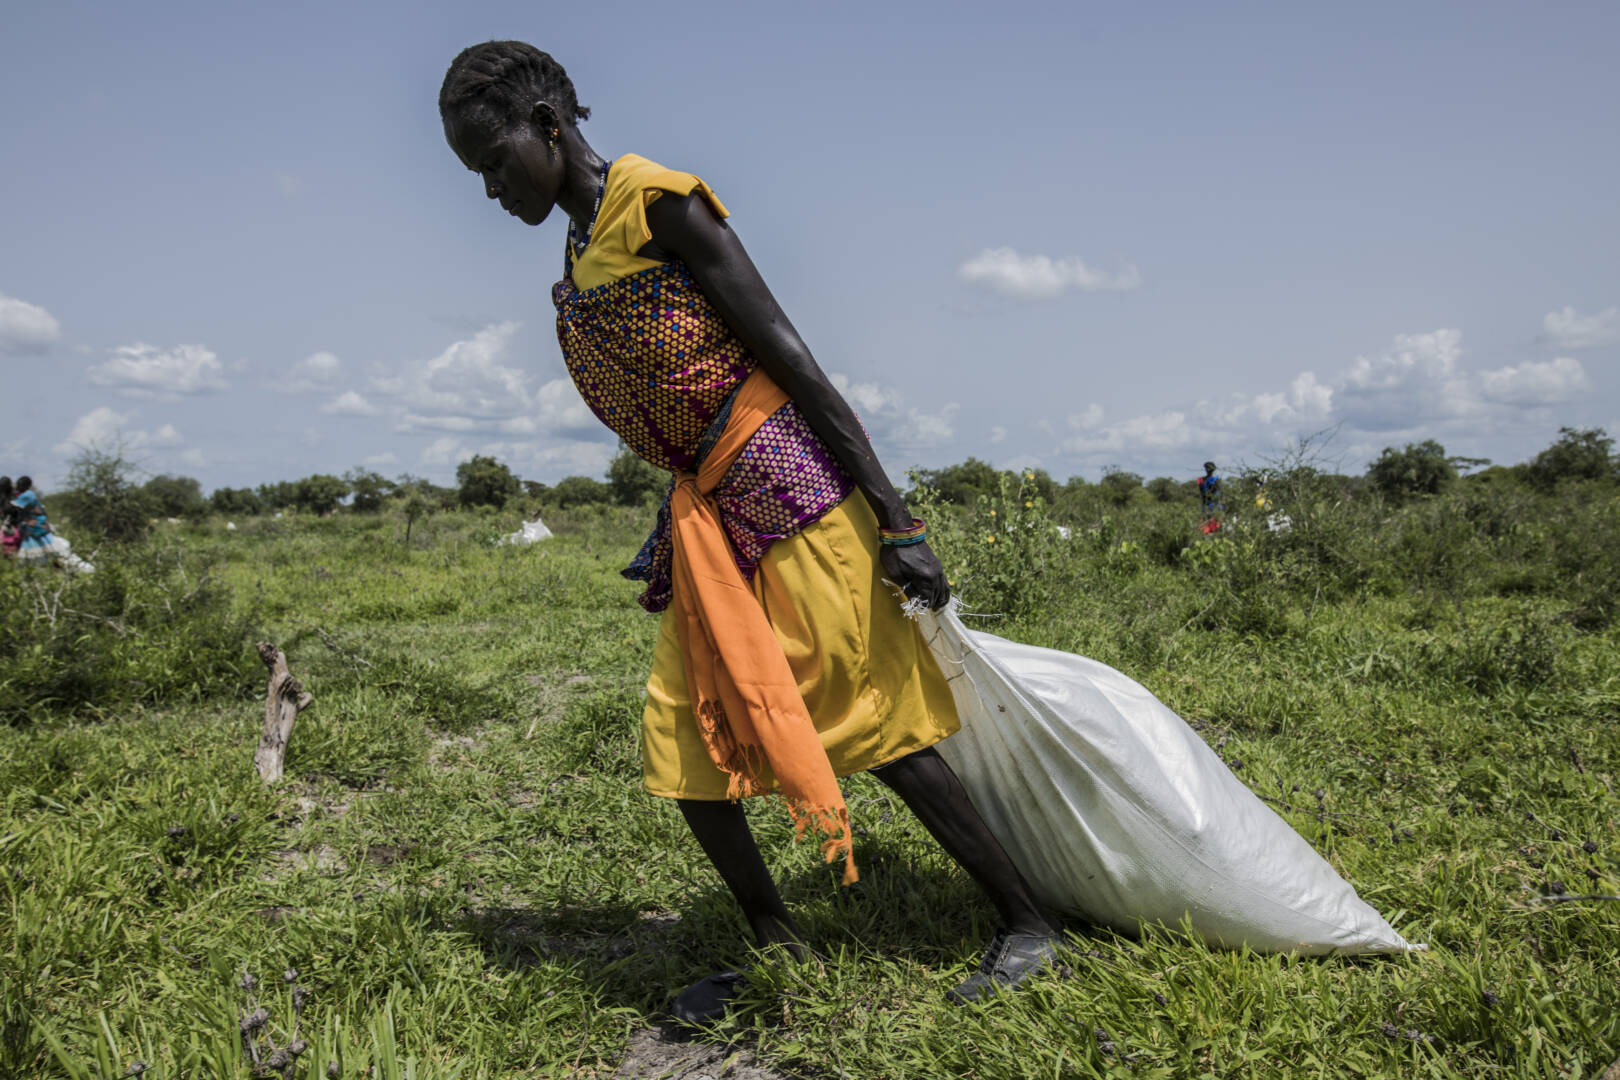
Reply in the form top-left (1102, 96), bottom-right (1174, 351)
top-left (520, 479), bottom-right (551, 500)
top-left (607, 442), bottom-right (667, 506)
top-left (395, 473), bottom-right (458, 510)
top-left (58, 444), bottom-right (154, 542)
top-left (256, 480), bottom-right (299, 511)
top-left (1099, 467), bottom-right (1143, 508)
top-left (1524, 427), bottom-right (1616, 487)
top-left (456, 455), bottom-right (521, 509)
top-left (909, 457), bottom-right (1001, 505)
top-left (402, 492), bottom-right (433, 545)
top-left (292, 474), bottom-right (349, 515)
top-left (142, 474), bottom-right (208, 520)
top-left (1367, 440), bottom-right (1455, 502)
top-left (1145, 476), bottom-right (1186, 503)
top-left (344, 468), bottom-right (393, 514)
top-left (550, 475), bottom-right (612, 508)
top-left (210, 486), bottom-right (263, 516)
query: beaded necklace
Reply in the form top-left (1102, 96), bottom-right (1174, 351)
top-left (566, 157), bottom-right (613, 270)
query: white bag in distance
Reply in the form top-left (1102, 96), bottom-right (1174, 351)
top-left (918, 606), bottom-right (1415, 955)
top-left (502, 517), bottom-right (553, 546)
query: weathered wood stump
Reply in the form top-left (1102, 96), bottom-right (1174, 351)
top-left (254, 641), bottom-right (312, 784)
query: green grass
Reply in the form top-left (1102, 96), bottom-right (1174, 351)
top-left (3, 491), bottom-right (1618, 1078)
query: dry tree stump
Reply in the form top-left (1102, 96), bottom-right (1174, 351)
top-left (254, 642), bottom-right (312, 784)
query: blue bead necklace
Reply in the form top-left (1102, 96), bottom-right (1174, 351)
top-left (567, 157), bottom-right (613, 265)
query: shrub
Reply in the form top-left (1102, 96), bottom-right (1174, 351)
top-left (1099, 468), bottom-right (1143, 508)
top-left (550, 475), bottom-right (612, 508)
top-left (1367, 440), bottom-right (1455, 503)
top-left (1524, 426), bottom-right (1616, 487)
top-left (907, 457), bottom-right (1002, 506)
top-left (606, 442), bottom-right (667, 506)
top-left (1146, 476), bottom-right (1188, 503)
top-left (142, 474), bottom-right (208, 520)
top-left (209, 486), bottom-right (262, 516)
top-left (55, 445), bottom-right (154, 543)
top-left (291, 474), bottom-right (349, 515)
top-left (256, 479), bottom-right (299, 511)
top-left (456, 455), bottom-right (521, 509)
top-left (0, 546), bottom-right (258, 721)
top-left (344, 468), bottom-right (393, 514)
top-left (923, 471), bottom-right (1071, 618)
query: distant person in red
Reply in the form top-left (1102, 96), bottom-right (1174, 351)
top-left (1197, 462), bottom-right (1223, 534)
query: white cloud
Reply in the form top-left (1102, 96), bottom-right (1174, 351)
top-left (90, 343), bottom-right (226, 397)
top-left (829, 372), bottom-right (959, 451)
top-left (321, 390), bottom-right (379, 416)
top-left (1044, 327), bottom-right (1605, 478)
top-left (274, 172), bottom-right (305, 197)
top-left (958, 248), bottom-right (1142, 299)
top-left (53, 406), bottom-right (184, 456)
top-left (375, 322), bottom-right (529, 421)
top-left (1067, 404), bottom-right (1105, 431)
top-left (533, 377), bottom-right (599, 436)
top-left (1063, 409), bottom-right (1191, 455)
top-left (1335, 329), bottom-right (1471, 431)
top-left (272, 351), bottom-right (345, 395)
top-left (299, 351), bottom-right (341, 380)
top-left (363, 451), bottom-right (399, 468)
top-left (419, 436), bottom-right (474, 469)
top-left (148, 423), bottom-right (183, 447)
top-left (415, 434), bottom-right (612, 481)
top-left (1543, 305), bottom-right (1619, 349)
top-left (1480, 356), bottom-right (1589, 406)
top-left (178, 448), bottom-right (207, 468)
top-left (989, 426), bottom-right (1007, 445)
top-left (0, 292), bottom-right (62, 353)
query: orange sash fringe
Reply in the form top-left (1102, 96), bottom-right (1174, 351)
top-left (669, 369), bottom-right (857, 884)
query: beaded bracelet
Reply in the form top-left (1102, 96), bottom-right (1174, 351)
top-left (879, 518), bottom-right (927, 546)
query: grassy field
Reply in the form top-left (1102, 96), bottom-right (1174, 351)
top-left (3, 479), bottom-right (1618, 1078)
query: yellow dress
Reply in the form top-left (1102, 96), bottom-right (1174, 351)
top-left (576, 154), bottom-right (961, 800)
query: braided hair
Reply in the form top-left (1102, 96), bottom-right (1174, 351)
top-left (439, 41), bottom-right (590, 134)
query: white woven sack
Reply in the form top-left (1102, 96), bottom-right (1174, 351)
top-left (918, 605), bottom-right (1416, 955)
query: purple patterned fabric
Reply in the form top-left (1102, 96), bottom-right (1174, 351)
top-left (554, 261), bottom-right (854, 612)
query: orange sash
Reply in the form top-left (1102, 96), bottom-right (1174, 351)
top-left (670, 368), bottom-right (857, 884)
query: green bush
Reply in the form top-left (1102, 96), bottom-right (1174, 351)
top-left (1367, 439), bottom-right (1455, 503)
top-left (53, 446), bottom-right (154, 543)
top-left (606, 442), bottom-right (667, 506)
top-left (345, 468), bottom-right (394, 513)
top-left (0, 546), bottom-right (258, 721)
top-left (1525, 426), bottom-right (1616, 487)
top-left (550, 475), bottom-right (612, 508)
top-left (141, 474), bottom-right (208, 520)
top-left (209, 486), bottom-right (262, 516)
top-left (293, 473), bottom-right (350, 515)
top-left (456, 455), bottom-right (521, 509)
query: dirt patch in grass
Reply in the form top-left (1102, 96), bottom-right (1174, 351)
top-left (602, 1027), bottom-right (794, 1080)
top-left (465, 907), bottom-right (684, 966)
top-left (261, 844), bottom-right (346, 879)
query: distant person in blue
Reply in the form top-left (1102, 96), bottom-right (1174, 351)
top-left (10, 477), bottom-right (52, 554)
top-left (7, 476), bottom-right (94, 572)
top-left (1197, 461), bottom-right (1224, 533)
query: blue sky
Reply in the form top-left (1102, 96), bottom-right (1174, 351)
top-left (5, 0), bottom-right (1617, 493)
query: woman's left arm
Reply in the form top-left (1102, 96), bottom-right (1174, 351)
top-left (644, 192), bottom-right (949, 609)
